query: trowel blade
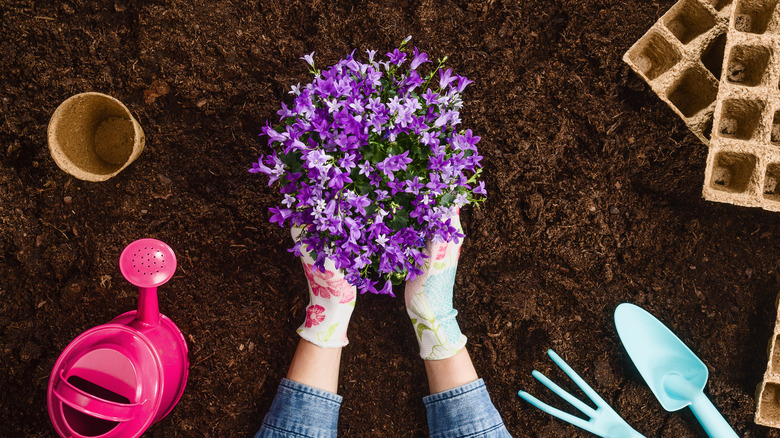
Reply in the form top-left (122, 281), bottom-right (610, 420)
top-left (614, 303), bottom-right (708, 412)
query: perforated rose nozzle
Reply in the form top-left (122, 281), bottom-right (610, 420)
top-left (119, 239), bottom-right (177, 326)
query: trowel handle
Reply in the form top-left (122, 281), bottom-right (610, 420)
top-left (689, 391), bottom-right (738, 438)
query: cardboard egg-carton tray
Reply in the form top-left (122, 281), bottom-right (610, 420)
top-left (756, 292), bottom-right (780, 427)
top-left (624, 0), bottom-right (735, 146)
top-left (703, 0), bottom-right (780, 211)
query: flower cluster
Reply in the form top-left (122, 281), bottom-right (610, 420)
top-left (251, 38), bottom-right (485, 295)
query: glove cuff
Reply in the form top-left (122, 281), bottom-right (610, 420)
top-left (408, 307), bottom-right (467, 360)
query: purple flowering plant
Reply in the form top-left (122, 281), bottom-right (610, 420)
top-left (251, 37), bottom-right (486, 296)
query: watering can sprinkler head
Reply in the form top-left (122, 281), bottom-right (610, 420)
top-left (119, 239), bottom-right (177, 326)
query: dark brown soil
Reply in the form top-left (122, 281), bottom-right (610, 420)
top-left (3, 0), bottom-right (780, 437)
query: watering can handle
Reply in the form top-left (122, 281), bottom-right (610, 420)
top-left (52, 370), bottom-right (142, 423)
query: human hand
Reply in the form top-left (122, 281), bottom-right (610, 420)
top-left (404, 213), bottom-right (467, 360)
top-left (292, 227), bottom-right (357, 348)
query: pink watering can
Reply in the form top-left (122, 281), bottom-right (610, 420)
top-left (47, 239), bottom-right (189, 438)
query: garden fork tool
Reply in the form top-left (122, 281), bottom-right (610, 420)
top-left (518, 349), bottom-right (644, 438)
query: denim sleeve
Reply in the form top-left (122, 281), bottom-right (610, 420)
top-left (424, 378), bottom-right (513, 438)
top-left (255, 378), bottom-right (342, 438)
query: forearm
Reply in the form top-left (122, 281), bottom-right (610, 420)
top-left (424, 347), bottom-right (479, 394)
top-left (287, 339), bottom-right (343, 394)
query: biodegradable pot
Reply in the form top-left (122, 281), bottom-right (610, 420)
top-left (48, 92), bottom-right (145, 181)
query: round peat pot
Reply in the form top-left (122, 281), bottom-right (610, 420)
top-left (48, 92), bottom-right (145, 181)
top-left (47, 312), bottom-right (188, 438)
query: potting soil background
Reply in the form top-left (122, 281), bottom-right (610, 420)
top-left (3, 0), bottom-right (780, 436)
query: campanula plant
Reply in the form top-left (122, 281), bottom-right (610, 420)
top-left (251, 37), bottom-right (486, 295)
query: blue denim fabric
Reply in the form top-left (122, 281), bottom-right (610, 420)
top-left (425, 379), bottom-right (512, 438)
top-left (256, 377), bottom-right (510, 438)
top-left (255, 378), bottom-right (342, 438)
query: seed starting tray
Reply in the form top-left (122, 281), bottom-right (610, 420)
top-left (702, 0), bottom-right (780, 211)
top-left (624, 0), bottom-right (734, 146)
top-left (756, 292), bottom-right (780, 428)
top-left (626, 0), bottom-right (780, 212)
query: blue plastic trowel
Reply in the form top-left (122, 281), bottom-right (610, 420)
top-left (614, 303), bottom-right (738, 438)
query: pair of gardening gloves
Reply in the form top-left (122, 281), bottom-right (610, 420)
top-left (293, 214), bottom-right (467, 360)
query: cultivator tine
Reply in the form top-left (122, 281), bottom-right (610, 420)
top-left (517, 387), bottom-right (592, 432)
top-left (518, 349), bottom-right (645, 438)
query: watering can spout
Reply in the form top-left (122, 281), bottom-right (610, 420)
top-left (136, 287), bottom-right (160, 326)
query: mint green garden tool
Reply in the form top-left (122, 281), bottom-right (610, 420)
top-left (614, 303), bottom-right (738, 438)
top-left (518, 349), bottom-right (644, 438)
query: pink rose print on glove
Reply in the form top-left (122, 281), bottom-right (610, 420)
top-left (337, 283), bottom-right (355, 304)
top-left (303, 263), bottom-right (355, 303)
top-left (434, 243), bottom-right (448, 261)
top-left (305, 304), bottom-right (326, 328)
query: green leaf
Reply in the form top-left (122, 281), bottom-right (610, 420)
top-left (391, 271), bottom-right (406, 285)
top-left (319, 323), bottom-right (339, 342)
top-left (388, 142), bottom-right (403, 156)
top-left (363, 146), bottom-right (376, 162)
top-left (394, 193), bottom-right (415, 210)
top-left (416, 322), bottom-right (433, 340)
top-left (278, 152), bottom-right (299, 168)
top-left (439, 192), bottom-right (455, 206)
top-left (389, 209), bottom-right (409, 229)
top-left (356, 179), bottom-right (372, 196)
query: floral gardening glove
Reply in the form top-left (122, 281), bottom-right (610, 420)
top-left (405, 214), bottom-right (467, 360)
top-left (292, 228), bottom-right (357, 348)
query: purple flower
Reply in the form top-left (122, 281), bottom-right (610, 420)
top-left (358, 160), bottom-right (372, 177)
top-left (405, 176), bottom-right (424, 195)
top-left (374, 189), bottom-right (389, 201)
top-left (269, 206), bottom-right (292, 225)
top-left (403, 70), bottom-right (424, 92)
top-left (252, 42), bottom-right (486, 295)
top-left (421, 88), bottom-right (439, 106)
top-left (301, 51), bottom-right (315, 67)
top-left (387, 96), bottom-right (403, 114)
top-left (249, 154), bottom-right (286, 186)
top-left (282, 194), bottom-right (296, 208)
top-left (409, 47), bottom-right (430, 70)
top-left (385, 48), bottom-right (407, 65)
top-left (439, 68), bottom-right (457, 89)
top-left (304, 149), bottom-right (332, 176)
top-left (455, 75), bottom-right (474, 93)
top-left (387, 180), bottom-right (404, 195)
top-left (261, 123), bottom-right (290, 145)
top-left (347, 193), bottom-right (371, 216)
top-left (327, 169), bottom-right (352, 190)
top-left (338, 152), bottom-right (357, 170)
top-left (376, 280), bottom-right (394, 296)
